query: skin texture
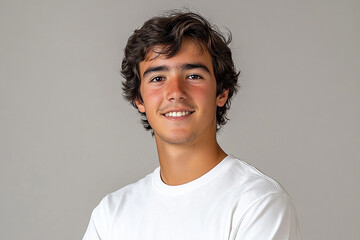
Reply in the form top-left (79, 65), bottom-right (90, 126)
top-left (135, 38), bottom-right (229, 185)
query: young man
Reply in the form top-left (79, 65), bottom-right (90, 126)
top-left (83, 11), bottom-right (301, 240)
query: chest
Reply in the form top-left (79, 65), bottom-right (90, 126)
top-left (107, 190), bottom-right (237, 240)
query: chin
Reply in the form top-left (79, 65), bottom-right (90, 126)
top-left (155, 131), bottom-right (197, 145)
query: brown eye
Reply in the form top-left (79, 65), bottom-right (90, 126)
top-left (150, 76), bottom-right (165, 82)
top-left (187, 74), bottom-right (202, 80)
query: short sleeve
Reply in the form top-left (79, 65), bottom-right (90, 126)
top-left (82, 198), bottom-right (110, 240)
top-left (234, 192), bottom-right (301, 240)
top-left (82, 210), bottom-right (101, 240)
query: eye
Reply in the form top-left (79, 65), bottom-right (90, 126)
top-left (150, 76), bottom-right (165, 83)
top-left (187, 74), bottom-right (203, 80)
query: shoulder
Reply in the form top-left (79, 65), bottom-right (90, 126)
top-left (224, 156), bottom-right (301, 239)
top-left (88, 169), bottom-right (156, 236)
top-left (98, 169), bottom-right (155, 212)
top-left (224, 155), bottom-right (285, 199)
top-left (82, 170), bottom-right (156, 240)
top-left (223, 155), bottom-right (296, 219)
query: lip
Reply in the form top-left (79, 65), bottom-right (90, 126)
top-left (161, 108), bottom-right (195, 114)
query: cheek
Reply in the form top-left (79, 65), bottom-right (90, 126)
top-left (141, 89), bottom-right (162, 110)
top-left (192, 85), bottom-right (217, 104)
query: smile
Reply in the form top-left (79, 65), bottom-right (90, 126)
top-left (164, 111), bottom-right (192, 117)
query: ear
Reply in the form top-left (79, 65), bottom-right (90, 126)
top-left (216, 89), bottom-right (229, 107)
top-left (134, 98), bottom-right (146, 113)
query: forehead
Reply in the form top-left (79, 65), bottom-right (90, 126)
top-left (139, 38), bottom-right (214, 76)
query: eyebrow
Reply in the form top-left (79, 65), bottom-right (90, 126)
top-left (142, 63), bottom-right (211, 78)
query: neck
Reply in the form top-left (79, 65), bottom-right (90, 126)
top-left (155, 134), bottom-right (227, 186)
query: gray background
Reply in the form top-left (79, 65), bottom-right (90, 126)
top-left (1, 0), bottom-right (359, 239)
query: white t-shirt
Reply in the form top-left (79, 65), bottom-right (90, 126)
top-left (83, 155), bottom-right (301, 240)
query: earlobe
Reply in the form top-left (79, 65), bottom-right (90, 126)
top-left (134, 98), bottom-right (146, 113)
top-left (216, 89), bottom-right (229, 107)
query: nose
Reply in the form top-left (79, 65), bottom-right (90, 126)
top-left (166, 76), bottom-right (187, 102)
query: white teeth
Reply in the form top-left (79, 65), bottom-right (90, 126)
top-left (165, 111), bottom-right (191, 117)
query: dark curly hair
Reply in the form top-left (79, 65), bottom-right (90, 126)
top-left (121, 10), bottom-right (239, 132)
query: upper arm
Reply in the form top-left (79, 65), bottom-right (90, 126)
top-left (82, 197), bottom-right (112, 240)
top-left (233, 192), bottom-right (301, 240)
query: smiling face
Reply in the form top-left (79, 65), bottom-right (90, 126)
top-left (135, 38), bottom-right (228, 145)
